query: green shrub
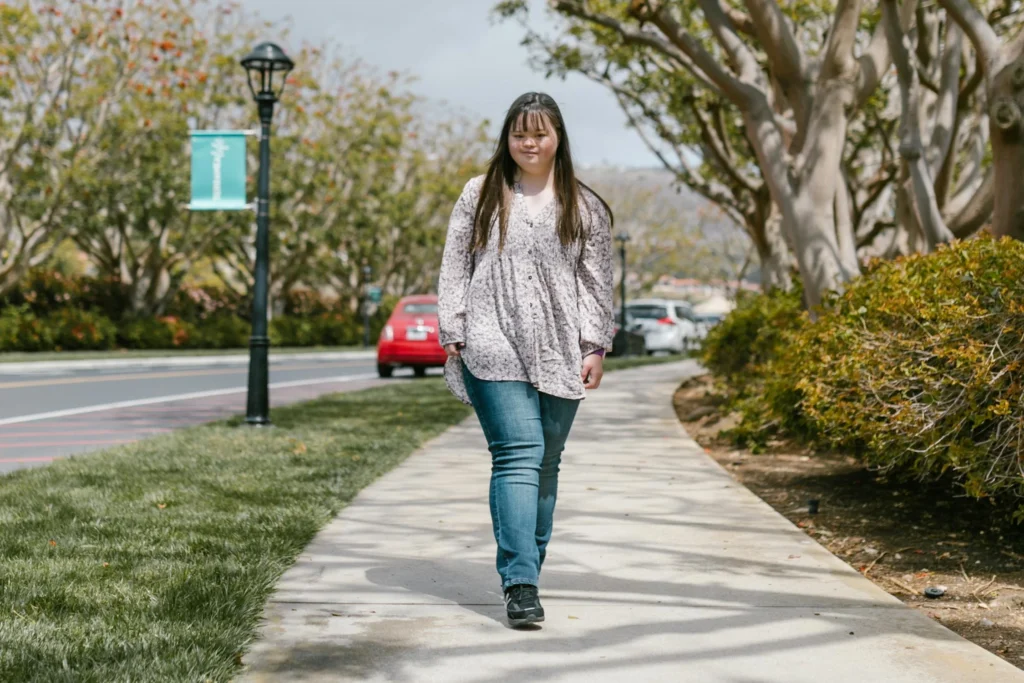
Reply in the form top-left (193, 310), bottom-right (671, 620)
top-left (0, 306), bottom-right (53, 352)
top-left (281, 288), bottom-right (336, 317)
top-left (188, 314), bottom-right (250, 349)
top-left (270, 313), bottom-right (359, 347)
top-left (0, 269), bottom-right (129, 320)
top-left (700, 283), bottom-right (805, 385)
top-left (43, 309), bottom-right (118, 351)
top-left (0, 268), bottom-right (398, 352)
top-left (725, 237), bottom-right (1024, 518)
top-left (117, 317), bottom-right (197, 349)
top-left (168, 284), bottom-right (243, 322)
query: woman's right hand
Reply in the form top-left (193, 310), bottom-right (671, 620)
top-left (444, 343), bottom-right (464, 359)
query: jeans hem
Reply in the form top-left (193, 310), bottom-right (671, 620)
top-left (502, 578), bottom-right (538, 591)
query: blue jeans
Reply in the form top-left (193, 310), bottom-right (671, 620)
top-left (461, 363), bottom-right (580, 591)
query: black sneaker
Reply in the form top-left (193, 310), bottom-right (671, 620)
top-left (504, 584), bottom-right (544, 627)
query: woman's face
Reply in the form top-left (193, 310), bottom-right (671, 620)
top-left (508, 112), bottom-right (559, 177)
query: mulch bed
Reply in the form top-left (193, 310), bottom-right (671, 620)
top-left (674, 374), bottom-right (1024, 671)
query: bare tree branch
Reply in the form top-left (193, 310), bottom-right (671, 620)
top-left (741, 0), bottom-right (810, 126)
top-left (947, 169), bottom-right (995, 238)
top-left (687, 97), bottom-right (760, 194)
top-left (935, 0), bottom-right (1003, 76)
top-left (550, 1), bottom-right (723, 96)
top-left (883, 0), bottom-right (953, 249)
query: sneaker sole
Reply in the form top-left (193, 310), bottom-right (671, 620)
top-left (508, 613), bottom-right (545, 628)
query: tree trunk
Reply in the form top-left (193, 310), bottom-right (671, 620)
top-left (749, 84), bottom-right (853, 308)
top-left (989, 54), bottom-right (1024, 240)
top-left (883, 0), bottom-right (954, 251)
top-left (751, 206), bottom-right (793, 292)
top-left (835, 179), bottom-right (861, 275)
top-left (936, 0), bottom-right (1024, 239)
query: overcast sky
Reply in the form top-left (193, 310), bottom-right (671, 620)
top-left (239, 0), bottom-right (660, 168)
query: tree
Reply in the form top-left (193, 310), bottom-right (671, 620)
top-left (0, 1), bottom-right (136, 295)
top-left (210, 56), bottom-right (489, 315)
top-left (499, 1), bottom-right (793, 290)
top-left (69, 0), bottom-right (255, 315)
top-left (53, 1), bottom-right (487, 317)
top-left (500, 0), bottom-right (909, 307)
top-left (500, 0), bottom-right (1010, 309)
top-left (938, 0), bottom-right (1024, 240)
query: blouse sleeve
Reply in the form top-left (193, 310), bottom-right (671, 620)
top-left (437, 178), bottom-right (479, 347)
top-left (577, 195), bottom-right (615, 356)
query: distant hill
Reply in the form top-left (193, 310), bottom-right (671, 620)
top-left (576, 165), bottom-right (757, 283)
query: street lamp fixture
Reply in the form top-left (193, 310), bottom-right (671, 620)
top-left (240, 42), bottom-right (295, 104)
top-left (615, 232), bottom-right (631, 357)
top-left (240, 42), bottom-right (294, 427)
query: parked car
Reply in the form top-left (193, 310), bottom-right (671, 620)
top-left (609, 312), bottom-right (647, 357)
top-left (692, 311), bottom-right (726, 342)
top-left (377, 295), bottom-right (448, 378)
top-left (626, 299), bottom-right (699, 354)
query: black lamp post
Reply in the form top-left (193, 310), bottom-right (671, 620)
top-left (616, 232), bottom-right (631, 357)
top-left (362, 264), bottom-right (372, 348)
top-left (240, 42), bottom-right (294, 426)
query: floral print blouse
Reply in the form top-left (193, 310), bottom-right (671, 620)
top-left (437, 175), bottom-right (615, 405)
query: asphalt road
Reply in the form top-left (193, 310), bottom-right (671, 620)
top-left (0, 355), bottom-right (438, 474)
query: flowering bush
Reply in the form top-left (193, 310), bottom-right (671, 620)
top-left (0, 269), bottom-right (396, 351)
top-left (707, 237), bottom-right (1024, 519)
top-left (117, 317), bottom-right (197, 349)
top-left (0, 306), bottom-right (53, 351)
top-left (0, 269), bottom-right (130, 320)
top-left (44, 308), bottom-right (118, 350)
top-left (700, 284), bottom-right (804, 386)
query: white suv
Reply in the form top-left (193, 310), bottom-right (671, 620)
top-left (626, 299), bottom-right (699, 354)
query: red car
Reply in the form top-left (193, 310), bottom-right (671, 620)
top-left (377, 295), bottom-right (448, 378)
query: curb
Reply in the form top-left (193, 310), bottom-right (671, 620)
top-left (0, 350), bottom-right (378, 375)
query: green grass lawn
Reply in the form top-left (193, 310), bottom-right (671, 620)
top-left (0, 346), bottom-right (368, 363)
top-left (0, 380), bottom-right (471, 682)
top-left (0, 354), bottom-right (686, 682)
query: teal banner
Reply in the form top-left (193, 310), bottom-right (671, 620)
top-left (188, 131), bottom-right (249, 210)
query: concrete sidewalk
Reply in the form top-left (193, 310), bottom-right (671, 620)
top-left (241, 361), bottom-right (1024, 683)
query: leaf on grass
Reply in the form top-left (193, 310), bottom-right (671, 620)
top-left (157, 503), bottom-right (167, 510)
top-left (48, 539), bottom-right (56, 547)
top-left (292, 441), bottom-right (308, 455)
top-left (352, 455), bottom-right (361, 461)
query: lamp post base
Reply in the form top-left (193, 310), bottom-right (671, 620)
top-left (245, 334), bottom-right (271, 426)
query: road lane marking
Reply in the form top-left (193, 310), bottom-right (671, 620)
top-left (0, 361), bottom-right (371, 389)
top-left (0, 374), bottom-right (379, 427)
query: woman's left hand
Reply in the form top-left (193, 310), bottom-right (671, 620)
top-left (581, 353), bottom-right (604, 389)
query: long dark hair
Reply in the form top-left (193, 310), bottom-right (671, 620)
top-left (473, 92), bottom-right (612, 251)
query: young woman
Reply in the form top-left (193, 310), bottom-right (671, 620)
top-left (437, 92), bottom-right (615, 628)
